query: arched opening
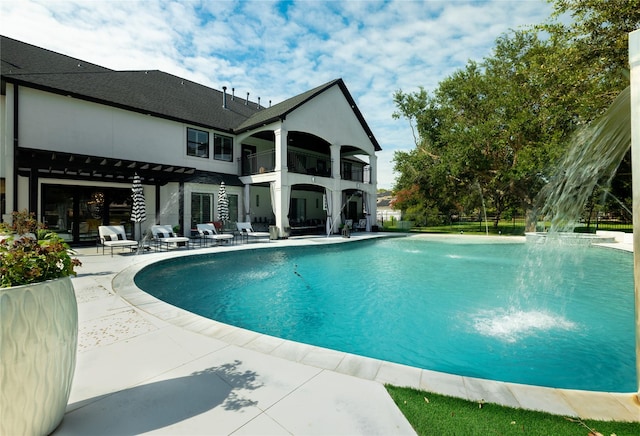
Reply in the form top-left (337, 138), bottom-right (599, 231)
top-left (288, 184), bottom-right (326, 236)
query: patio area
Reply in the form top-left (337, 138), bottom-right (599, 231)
top-left (54, 234), bottom-right (639, 435)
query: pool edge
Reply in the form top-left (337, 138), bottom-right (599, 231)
top-left (112, 234), bottom-right (640, 422)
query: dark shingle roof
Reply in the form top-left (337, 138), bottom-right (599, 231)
top-left (5, 69), bottom-right (261, 132)
top-left (1, 35), bottom-right (380, 150)
top-left (1, 36), bottom-right (262, 131)
top-left (1, 35), bottom-right (111, 74)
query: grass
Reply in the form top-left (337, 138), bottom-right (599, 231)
top-left (386, 385), bottom-right (640, 436)
top-left (382, 218), bottom-right (632, 236)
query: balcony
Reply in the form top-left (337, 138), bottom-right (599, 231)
top-left (242, 148), bottom-right (369, 183)
top-left (242, 149), bottom-right (275, 175)
top-left (341, 161), bottom-right (370, 183)
top-left (287, 150), bottom-right (331, 177)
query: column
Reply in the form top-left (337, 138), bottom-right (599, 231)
top-left (330, 143), bottom-right (341, 179)
top-left (274, 127), bottom-right (288, 172)
top-left (274, 182), bottom-right (290, 237)
top-left (368, 154), bottom-right (378, 186)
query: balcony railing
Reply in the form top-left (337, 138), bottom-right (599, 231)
top-left (287, 150), bottom-right (332, 177)
top-left (242, 149), bottom-right (275, 175)
top-left (242, 148), bottom-right (370, 183)
top-left (341, 162), bottom-right (370, 183)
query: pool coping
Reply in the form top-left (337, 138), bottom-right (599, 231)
top-left (112, 233), bottom-right (640, 422)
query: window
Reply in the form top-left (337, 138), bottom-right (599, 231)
top-left (191, 193), bottom-right (213, 227)
top-left (214, 134), bottom-right (233, 162)
top-left (187, 128), bottom-right (209, 158)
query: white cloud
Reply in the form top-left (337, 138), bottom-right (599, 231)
top-left (0, 0), bottom-right (554, 188)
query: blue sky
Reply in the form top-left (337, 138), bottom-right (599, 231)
top-left (1, 0), bottom-right (555, 188)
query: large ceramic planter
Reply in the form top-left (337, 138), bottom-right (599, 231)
top-left (0, 276), bottom-right (78, 436)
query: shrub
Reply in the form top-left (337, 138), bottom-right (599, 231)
top-left (0, 210), bottom-right (81, 288)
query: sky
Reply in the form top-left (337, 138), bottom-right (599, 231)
top-left (0, 0), bottom-right (556, 189)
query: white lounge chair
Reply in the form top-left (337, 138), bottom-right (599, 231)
top-left (98, 225), bottom-right (139, 256)
top-left (151, 225), bottom-right (190, 251)
top-left (236, 222), bottom-right (270, 243)
top-left (196, 223), bottom-right (234, 246)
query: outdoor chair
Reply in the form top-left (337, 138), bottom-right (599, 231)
top-left (196, 223), bottom-right (235, 246)
top-left (151, 225), bottom-right (190, 251)
top-left (355, 218), bottom-right (367, 232)
top-left (97, 225), bottom-right (139, 256)
top-left (236, 222), bottom-right (270, 243)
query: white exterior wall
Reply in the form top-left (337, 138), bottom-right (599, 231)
top-left (158, 182), bottom-right (180, 228)
top-left (285, 86), bottom-right (376, 156)
top-left (183, 182), bottom-right (243, 231)
top-left (18, 88), bottom-right (238, 174)
top-left (249, 185), bottom-right (272, 221)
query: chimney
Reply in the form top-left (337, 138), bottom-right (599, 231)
top-left (269, 100), bottom-right (272, 108)
top-left (258, 97), bottom-right (261, 108)
top-left (245, 92), bottom-right (249, 105)
top-left (232, 87), bottom-right (235, 101)
top-left (222, 86), bottom-right (227, 108)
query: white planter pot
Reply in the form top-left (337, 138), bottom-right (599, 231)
top-left (0, 276), bottom-right (78, 436)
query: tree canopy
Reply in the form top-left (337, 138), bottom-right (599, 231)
top-left (392, 0), bottom-right (640, 228)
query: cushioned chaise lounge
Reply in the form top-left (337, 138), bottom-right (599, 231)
top-left (151, 225), bottom-right (190, 251)
top-left (236, 222), bottom-right (270, 243)
top-left (196, 223), bottom-right (235, 246)
top-left (98, 225), bottom-right (139, 256)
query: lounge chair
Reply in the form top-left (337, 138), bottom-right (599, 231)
top-left (98, 225), bottom-right (139, 256)
top-left (236, 222), bottom-right (270, 243)
top-left (151, 225), bottom-right (190, 251)
top-left (196, 223), bottom-right (235, 246)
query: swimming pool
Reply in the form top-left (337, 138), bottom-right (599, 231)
top-left (134, 236), bottom-right (636, 392)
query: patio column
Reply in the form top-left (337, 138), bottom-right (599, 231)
top-left (368, 154), bottom-right (377, 185)
top-left (331, 188), bottom-right (342, 232)
top-left (330, 143), bottom-right (340, 179)
top-left (274, 127), bottom-right (288, 172)
top-left (273, 182), bottom-right (290, 237)
top-left (244, 184), bottom-right (251, 222)
top-left (628, 29), bottom-right (640, 398)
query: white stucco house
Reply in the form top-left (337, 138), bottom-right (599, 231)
top-left (0, 36), bottom-right (380, 243)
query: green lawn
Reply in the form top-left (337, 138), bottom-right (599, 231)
top-left (387, 385), bottom-right (640, 436)
top-left (381, 218), bottom-right (632, 236)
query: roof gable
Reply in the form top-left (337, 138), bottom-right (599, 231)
top-left (236, 79), bottom-right (381, 151)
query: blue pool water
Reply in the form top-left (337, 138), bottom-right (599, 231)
top-left (134, 237), bottom-right (636, 392)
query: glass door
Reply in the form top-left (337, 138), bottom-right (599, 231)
top-left (42, 184), bottom-right (133, 245)
top-left (42, 185), bottom-right (74, 242)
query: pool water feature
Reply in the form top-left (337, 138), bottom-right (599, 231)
top-left (134, 237), bottom-right (636, 392)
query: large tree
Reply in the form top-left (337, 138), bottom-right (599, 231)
top-left (392, 0), bottom-right (639, 227)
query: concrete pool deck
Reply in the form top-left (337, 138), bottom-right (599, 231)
top-left (54, 233), bottom-right (639, 435)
